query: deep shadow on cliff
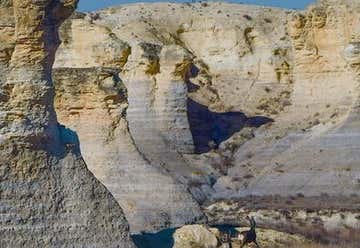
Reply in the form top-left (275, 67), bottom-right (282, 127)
top-left (187, 97), bottom-right (273, 154)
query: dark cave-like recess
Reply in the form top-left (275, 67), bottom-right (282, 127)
top-left (187, 97), bottom-right (273, 154)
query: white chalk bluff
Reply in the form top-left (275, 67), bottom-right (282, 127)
top-left (0, 0), bottom-right (135, 247)
top-left (51, 0), bottom-right (360, 234)
top-left (0, 0), bottom-right (360, 244)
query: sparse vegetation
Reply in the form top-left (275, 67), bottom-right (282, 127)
top-left (119, 46), bottom-right (131, 69)
top-left (145, 58), bottom-right (160, 75)
top-left (243, 14), bottom-right (253, 20)
top-left (243, 174), bottom-right (254, 179)
top-left (264, 18), bottom-right (272, 23)
top-left (176, 27), bottom-right (185, 35)
top-left (201, 2), bottom-right (208, 7)
top-left (244, 27), bottom-right (254, 53)
top-left (173, 59), bottom-right (193, 80)
top-left (289, 243), bottom-right (360, 248)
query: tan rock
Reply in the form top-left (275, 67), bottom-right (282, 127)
top-left (0, 0), bottom-right (135, 247)
top-left (53, 67), bottom-right (204, 233)
top-left (173, 225), bottom-right (218, 248)
top-left (55, 17), bottom-right (131, 69)
top-left (173, 224), bottom-right (312, 248)
top-left (3, 0), bottom-right (358, 237)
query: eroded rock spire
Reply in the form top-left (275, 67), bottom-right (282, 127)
top-left (0, 1), bottom-right (135, 247)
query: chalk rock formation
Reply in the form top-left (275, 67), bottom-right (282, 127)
top-left (55, 14), bottom-right (131, 69)
top-left (53, 67), bottom-right (204, 233)
top-left (74, 1), bottom-right (360, 199)
top-left (52, 5), bottom-right (207, 233)
top-left (218, 0), bottom-right (360, 198)
top-left (0, 0), bottom-right (134, 247)
top-left (38, 0), bottom-right (360, 234)
top-left (173, 224), bottom-right (312, 248)
top-left (173, 225), bottom-right (218, 248)
top-left (0, 1), bottom-right (13, 65)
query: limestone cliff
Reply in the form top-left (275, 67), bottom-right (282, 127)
top-left (52, 67), bottom-right (204, 233)
top-left (218, 0), bottom-right (360, 198)
top-left (50, 0), bottom-right (360, 235)
top-left (3, 0), bottom-right (359, 238)
top-left (0, 0), bottom-right (134, 247)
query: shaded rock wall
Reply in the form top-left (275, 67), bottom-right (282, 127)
top-left (0, 1), bottom-right (134, 247)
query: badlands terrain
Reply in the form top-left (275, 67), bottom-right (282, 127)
top-left (0, 0), bottom-right (360, 247)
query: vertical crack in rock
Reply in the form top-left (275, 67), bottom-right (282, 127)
top-left (0, 1), bottom-right (135, 247)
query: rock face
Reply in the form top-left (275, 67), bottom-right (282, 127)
top-left (53, 67), bottom-right (204, 233)
top-left (0, 0), bottom-right (134, 247)
top-left (0, 0), bottom-right (14, 68)
top-left (172, 224), bottom-right (312, 248)
top-left (173, 225), bottom-right (219, 248)
top-left (50, 0), bottom-right (360, 235)
top-left (3, 0), bottom-right (358, 238)
top-left (217, 0), bottom-right (360, 198)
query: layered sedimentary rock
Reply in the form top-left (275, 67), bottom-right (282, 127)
top-left (53, 67), bottom-right (204, 233)
top-left (50, 2), bottom-right (294, 232)
top-left (216, 0), bottom-right (360, 198)
top-left (52, 10), bottom-right (206, 233)
top-left (0, 2), bottom-right (13, 60)
top-left (0, 0), bottom-right (134, 247)
top-left (18, 0), bottom-right (359, 236)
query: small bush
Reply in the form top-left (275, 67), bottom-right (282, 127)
top-left (145, 59), bottom-right (160, 75)
top-left (243, 14), bottom-right (252, 20)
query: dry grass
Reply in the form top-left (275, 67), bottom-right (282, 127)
top-left (119, 46), bottom-right (131, 69)
top-left (290, 242), bottom-right (360, 248)
top-left (145, 59), bottom-right (160, 75)
top-left (229, 241), bottom-right (359, 248)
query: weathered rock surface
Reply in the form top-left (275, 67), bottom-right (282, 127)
top-left (3, 0), bottom-right (359, 238)
top-left (204, 198), bottom-right (360, 242)
top-left (53, 67), bottom-right (204, 233)
top-left (172, 224), bottom-right (312, 248)
top-left (0, 1), bottom-right (14, 68)
top-left (173, 225), bottom-right (218, 248)
top-left (0, 0), bottom-right (134, 247)
top-left (76, 0), bottom-right (360, 198)
top-left (220, 0), bottom-right (360, 198)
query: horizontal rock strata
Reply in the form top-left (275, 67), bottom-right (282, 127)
top-left (0, 0), bottom-right (135, 247)
top-left (2, 0), bottom-right (358, 238)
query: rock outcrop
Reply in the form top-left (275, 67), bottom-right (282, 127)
top-left (50, 0), bottom-right (360, 235)
top-left (172, 224), bottom-right (312, 248)
top-left (205, 197), bottom-right (360, 242)
top-left (3, 0), bottom-right (359, 239)
top-left (0, 0), bottom-right (14, 67)
top-left (53, 67), bottom-right (204, 233)
top-left (0, 0), bottom-right (134, 247)
top-left (173, 225), bottom-right (218, 248)
top-left (216, 0), bottom-right (360, 198)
